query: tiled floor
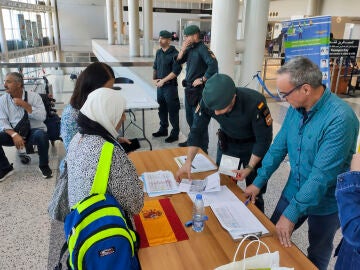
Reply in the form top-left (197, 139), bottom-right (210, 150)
top-left (1, 68), bottom-right (360, 269)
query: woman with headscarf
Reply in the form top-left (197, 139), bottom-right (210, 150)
top-left (61, 62), bottom-right (116, 151)
top-left (66, 88), bottom-right (143, 223)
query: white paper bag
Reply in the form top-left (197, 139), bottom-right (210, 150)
top-left (215, 234), bottom-right (294, 270)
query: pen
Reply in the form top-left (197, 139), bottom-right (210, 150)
top-left (184, 215), bottom-right (208, 227)
top-left (244, 197), bottom-right (251, 206)
top-left (185, 158), bottom-right (196, 169)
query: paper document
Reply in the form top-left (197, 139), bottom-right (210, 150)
top-left (187, 185), bottom-right (239, 206)
top-left (179, 172), bottom-right (221, 193)
top-left (211, 200), bottom-right (269, 240)
top-left (174, 153), bottom-right (217, 173)
top-left (218, 154), bottom-right (240, 177)
top-left (142, 170), bottom-right (180, 197)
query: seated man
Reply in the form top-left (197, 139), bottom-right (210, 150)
top-left (0, 72), bottom-right (52, 181)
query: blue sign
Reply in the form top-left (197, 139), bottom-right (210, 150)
top-left (282, 16), bottom-right (331, 87)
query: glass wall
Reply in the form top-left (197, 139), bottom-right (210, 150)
top-left (2, 8), bottom-right (50, 52)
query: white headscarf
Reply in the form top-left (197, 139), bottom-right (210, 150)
top-left (80, 87), bottom-right (126, 138)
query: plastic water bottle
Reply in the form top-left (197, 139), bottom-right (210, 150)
top-left (192, 194), bottom-right (205, 232)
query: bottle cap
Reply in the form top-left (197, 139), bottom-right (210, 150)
top-left (196, 194), bottom-right (202, 200)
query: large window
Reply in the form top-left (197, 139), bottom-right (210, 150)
top-left (2, 8), bottom-right (49, 51)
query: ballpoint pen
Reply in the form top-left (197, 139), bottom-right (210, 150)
top-left (244, 197), bottom-right (251, 206)
top-left (184, 158), bottom-right (196, 169)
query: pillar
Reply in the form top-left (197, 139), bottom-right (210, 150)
top-left (143, 0), bottom-right (153, 56)
top-left (240, 0), bottom-right (270, 90)
top-left (115, 0), bottom-right (124, 44)
top-left (106, 0), bottom-right (115, 45)
top-left (45, 0), bottom-right (55, 62)
top-left (50, 0), bottom-right (60, 61)
top-left (0, 6), bottom-right (9, 77)
top-left (0, 7), bottom-right (9, 62)
top-left (128, 0), bottom-right (140, 56)
top-left (210, 0), bottom-right (239, 78)
top-left (306, 0), bottom-right (319, 16)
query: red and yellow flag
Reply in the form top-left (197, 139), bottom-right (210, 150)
top-left (134, 198), bottom-right (188, 248)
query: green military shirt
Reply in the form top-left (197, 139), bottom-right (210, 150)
top-left (177, 41), bottom-right (218, 83)
top-left (188, 87), bottom-right (273, 158)
top-left (153, 45), bottom-right (182, 84)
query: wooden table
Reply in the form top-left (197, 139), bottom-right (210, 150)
top-left (129, 148), bottom-right (317, 270)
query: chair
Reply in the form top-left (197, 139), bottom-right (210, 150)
top-left (115, 77), bottom-right (134, 84)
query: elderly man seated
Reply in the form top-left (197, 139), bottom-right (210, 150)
top-left (0, 72), bottom-right (52, 181)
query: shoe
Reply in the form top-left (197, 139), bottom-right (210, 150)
top-left (178, 141), bottom-right (188, 147)
top-left (165, 135), bottom-right (179, 143)
top-left (0, 164), bottom-right (14, 182)
top-left (152, 129), bottom-right (168, 137)
top-left (39, 165), bottom-right (53, 179)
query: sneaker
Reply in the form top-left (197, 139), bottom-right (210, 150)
top-left (39, 165), bottom-right (53, 179)
top-left (0, 164), bottom-right (14, 182)
top-left (178, 141), bottom-right (188, 147)
top-left (165, 135), bottom-right (179, 143)
top-left (152, 129), bottom-right (168, 137)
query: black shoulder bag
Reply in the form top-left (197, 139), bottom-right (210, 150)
top-left (13, 91), bottom-right (31, 139)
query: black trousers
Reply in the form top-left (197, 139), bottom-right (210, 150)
top-left (157, 85), bottom-right (180, 137)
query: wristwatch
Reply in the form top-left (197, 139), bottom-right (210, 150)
top-left (245, 164), bottom-right (254, 172)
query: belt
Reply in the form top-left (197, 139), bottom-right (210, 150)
top-left (227, 136), bottom-right (255, 144)
top-left (161, 80), bottom-right (177, 86)
top-left (182, 79), bottom-right (204, 88)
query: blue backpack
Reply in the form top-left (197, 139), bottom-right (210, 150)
top-left (55, 142), bottom-right (140, 270)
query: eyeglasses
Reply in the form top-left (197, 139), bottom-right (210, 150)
top-left (276, 83), bottom-right (306, 100)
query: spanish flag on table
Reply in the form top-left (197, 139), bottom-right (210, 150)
top-left (134, 198), bottom-right (188, 248)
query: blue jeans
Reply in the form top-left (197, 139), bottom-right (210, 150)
top-left (334, 171), bottom-right (360, 270)
top-left (184, 95), bottom-right (208, 153)
top-left (0, 128), bottom-right (49, 169)
top-left (335, 239), bottom-right (360, 270)
top-left (271, 195), bottom-right (340, 270)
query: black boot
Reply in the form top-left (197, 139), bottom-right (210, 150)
top-left (152, 129), bottom-right (168, 137)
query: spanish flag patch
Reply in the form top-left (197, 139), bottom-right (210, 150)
top-left (257, 101), bottom-right (273, 126)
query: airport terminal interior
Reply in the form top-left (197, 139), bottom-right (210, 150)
top-left (1, 0), bottom-right (360, 269)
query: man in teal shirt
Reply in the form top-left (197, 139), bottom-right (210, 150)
top-left (244, 57), bottom-right (359, 270)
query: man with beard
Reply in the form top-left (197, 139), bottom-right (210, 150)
top-left (152, 30), bottom-right (182, 143)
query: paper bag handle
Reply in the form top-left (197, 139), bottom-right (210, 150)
top-left (232, 234), bottom-right (271, 263)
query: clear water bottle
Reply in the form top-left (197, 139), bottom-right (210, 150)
top-left (192, 194), bottom-right (205, 232)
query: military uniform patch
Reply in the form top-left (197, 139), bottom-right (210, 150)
top-left (257, 101), bottom-right (273, 126)
top-left (208, 48), bottom-right (216, 59)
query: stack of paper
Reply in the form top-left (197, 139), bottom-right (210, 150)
top-left (218, 154), bottom-right (240, 177)
top-left (178, 172), bottom-right (221, 193)
top-left (142, 170), bottom-right (180, 197)
top-left (174, 153), bottom-right (217, 173)
top-left (187, 185), bottom-right (239, 206)
top-left (210, 200), bottom-right (269, 240)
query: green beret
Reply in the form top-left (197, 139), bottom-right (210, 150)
top-left (202, 74), bottom-right (236, 110)
top-left (159, 30), bottom-right (172, 39)
top-left (184, 25), bottom-right (200, 36)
